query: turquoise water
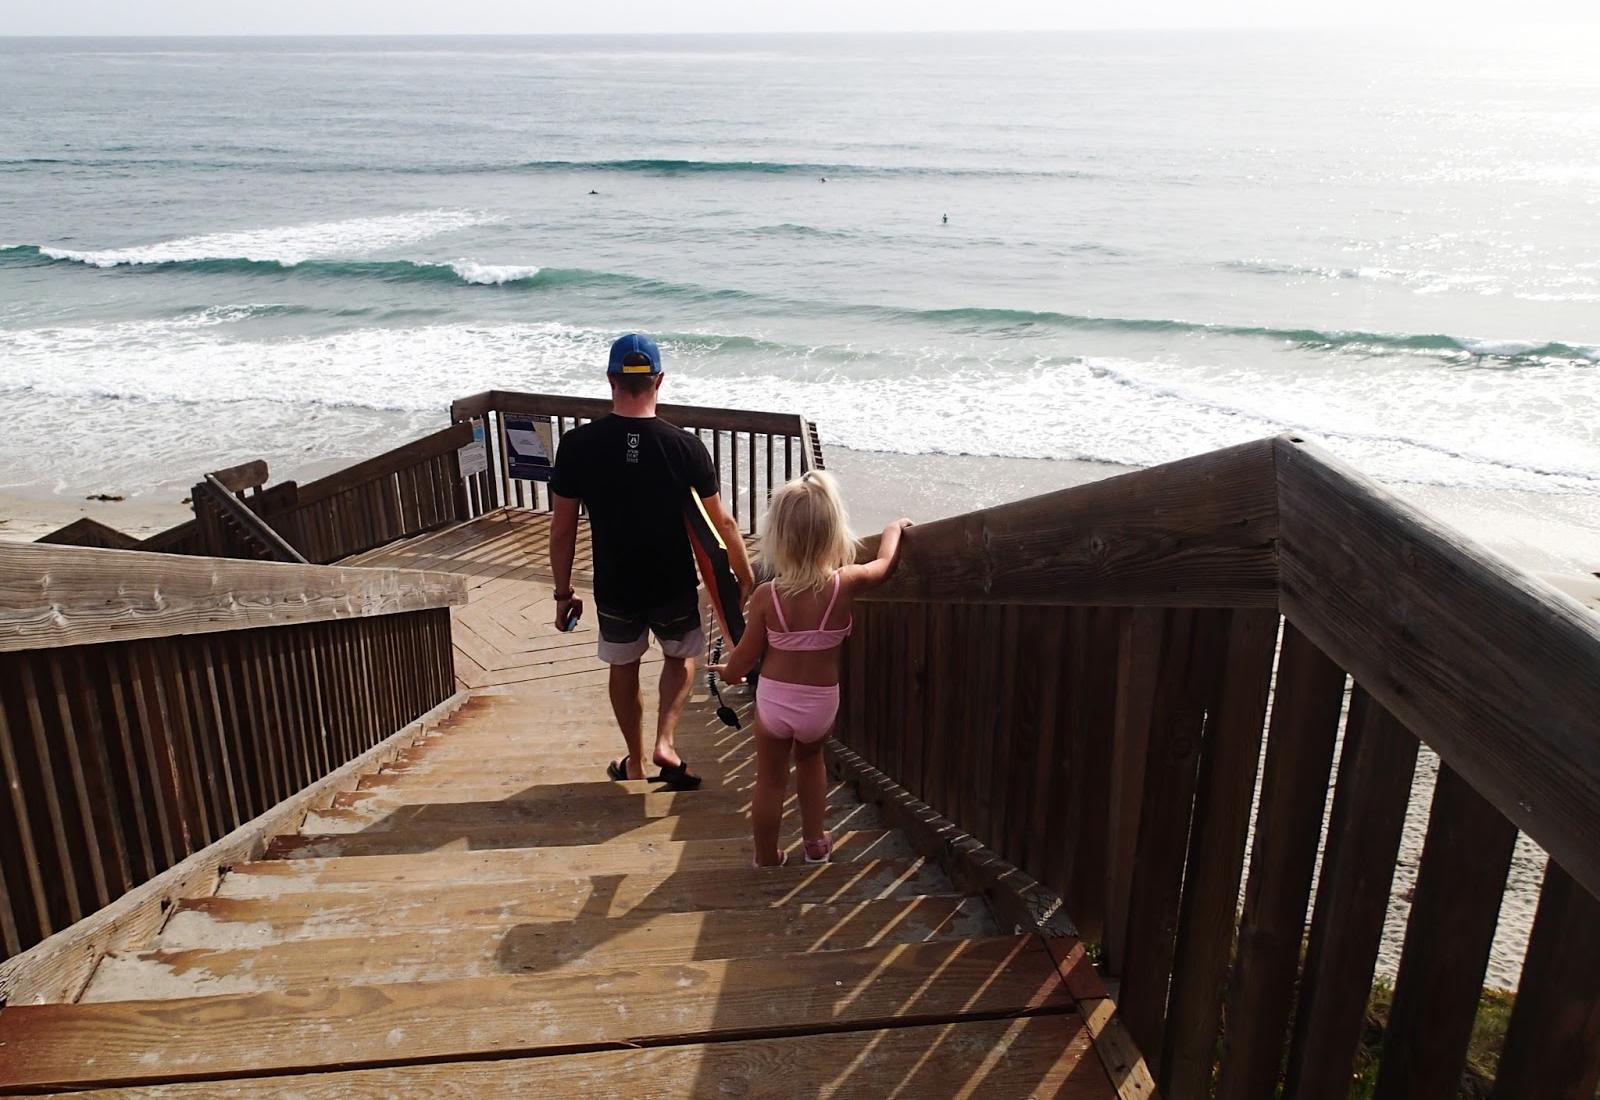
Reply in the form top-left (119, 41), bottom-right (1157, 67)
top-left (2, 32), bottom-right (1597, 497)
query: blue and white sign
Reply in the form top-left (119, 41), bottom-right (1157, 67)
top-left (505, 415), bottom-right (554, 481)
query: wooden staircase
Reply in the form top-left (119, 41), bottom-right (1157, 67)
top-left (0, 512), bottom-right (1117, 1097)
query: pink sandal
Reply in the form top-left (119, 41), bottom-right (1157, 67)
top-left (751, 850), bottom-right (789, 870)
top-left (803, 832), bottom-right (833, 864)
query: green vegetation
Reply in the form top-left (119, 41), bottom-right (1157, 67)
top-left (1348, 980), bottom-right (1517, 1099)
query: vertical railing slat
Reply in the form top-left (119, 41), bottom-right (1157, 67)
top-left (1372, 764), bottom-right (1519, 1100)
top-left (1160, 608), bottom-right (1279, 1097)
top-left (1488, 862), bottom-right (1600, 1100)
top-left (1282, 687), bottom-right (1419, 1100)
top-left (1119, 609), bottom-right (1228, 1073)
top-left (1217, 624), bottom-right (1347, 1100)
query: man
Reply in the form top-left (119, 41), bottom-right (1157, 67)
top-left (549, 333), bottom-right (755, 790)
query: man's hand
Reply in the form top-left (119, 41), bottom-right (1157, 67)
top-left (554, 593), bottom-right (584, 632)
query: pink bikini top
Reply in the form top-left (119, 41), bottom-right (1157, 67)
top-left (767, 572), bottom-right (853, 652)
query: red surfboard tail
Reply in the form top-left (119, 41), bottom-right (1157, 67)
top-left (684, 491), bottom-right (746, 646)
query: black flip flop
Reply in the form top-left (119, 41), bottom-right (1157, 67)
top-left (606, 758), bottom-right (631, 782)
top-left (655, 760), bottom-right (703, 791)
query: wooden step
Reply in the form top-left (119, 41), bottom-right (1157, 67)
top-left (306, 786), bottom-right (856, 833)
top-left (0, 936), bottom-right (1069, 1090)
top-left (220, 829), bottom-right (913, 896)
top-left (84, 895), bottom-right (999, 1000)
top-left (390, 732), bottom-right (752, 769)
top-left (270, 801), bottom-right (885, 858)
top-left (366, 754), bottom-right (761, 789)
top-left (25, 1014), bottom-right (1112, 1098)
top-left (351, 766), bottom-right (794, 799)
top-left (157, 858), bottom-right (955, 947)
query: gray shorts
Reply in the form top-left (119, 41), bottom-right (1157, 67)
top-left (595, 590), bottom-right (705, 666)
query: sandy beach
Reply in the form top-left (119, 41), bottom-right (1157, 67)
top-left (5, 441), bottom-right (1596, 617)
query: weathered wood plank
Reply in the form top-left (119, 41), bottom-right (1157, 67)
top-left (206, 459), bottom-right (268, 495)
top-left (1216, 624), bottom-right (1346, 1100)
top-left (1275, 435), bottom-right (1600, 900)
top-left (1118, 609), bottom-right (1228, 1072)
top-left (1282, 689), bottom-right (1418, 1100)
top-left (452, 389), bottom-right (809, 436)
top-left (1372, 765), bottom-right (1519, 1100)
top-left (1159, 608), bottom-right (1278, 1097)
top-left (1488, 862), bottom-right (1600, 1100)
top-left (220, 829), bottom-right (910, 896)
top-left (0, 544), bottom-right (465, 652)
top-left (0, 694), bottom-right (464, 1007)
top-left (0, 935), bottom-right (1068, 1089)
top-left (266, 799), bottom-right (885, 858)
top-left (1102, 607), bottom-right (1161, 974)
top-left (31, 517), bottom-right (141, 551)
top-left (859, 437), bottom-right (1280, 608)
top-left (86, 895), bottom-right (995, 998)
top-left (289, 424), bottom-right (471, 507)
top-left (25, 1016), bottom-right (1112, 1099)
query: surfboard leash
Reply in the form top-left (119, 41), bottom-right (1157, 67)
top-left (708, 639), bottom-right (742, 729)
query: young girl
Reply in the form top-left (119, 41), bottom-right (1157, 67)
top-left (711, 470), bottom-right (910, 868)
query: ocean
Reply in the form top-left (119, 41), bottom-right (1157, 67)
top-left (2, 31), bottom-right (1598, 518)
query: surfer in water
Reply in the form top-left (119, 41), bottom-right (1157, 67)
top-left (550, 334), bottom-right (755, 790)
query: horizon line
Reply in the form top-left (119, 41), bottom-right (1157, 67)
top-left (3, 23), bottom-right (1594, 39)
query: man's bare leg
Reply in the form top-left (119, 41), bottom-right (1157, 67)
top-left (652, 654), bottom-right (694, 771)
top-left (608, 660), bottom-right (647, 780)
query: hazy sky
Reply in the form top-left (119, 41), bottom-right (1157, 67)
top-left (5, 0), bottom-right (1598, 35)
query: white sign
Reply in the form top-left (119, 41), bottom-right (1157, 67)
top-left (458, 419), bottom-right (488, 478)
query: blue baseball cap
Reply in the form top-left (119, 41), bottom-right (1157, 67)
top-left (607, 333), bottom-right (662, 376)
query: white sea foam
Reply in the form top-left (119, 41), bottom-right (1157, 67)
top-left (39, 210), bottom-right (491, 268)
top-left (446, 259), bottom-right (543, 285)
top-left (1, 316), bottom-right (1596, 498)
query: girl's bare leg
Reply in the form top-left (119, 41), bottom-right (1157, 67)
top-left (751, 724), bottom-right (792, 866)
top-left (793, 736), bottom-right (829, 844)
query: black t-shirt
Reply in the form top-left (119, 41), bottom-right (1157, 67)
top-left (550, 414), bottom-right (719, 610)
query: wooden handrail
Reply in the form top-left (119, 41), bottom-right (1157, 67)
top-left (0, 542), bottom-right (466, 653)
top-left (32, 517), bottom-right (142, 551)
top-left (195, 475), bottom-right (307, 563)
top-left (858, 437), bottom-right (1279, 608)
top-left (1274, 437), bottom-right (1600, 901)
top-left (292, 423), bottom-right (472, 507)
top-left (451, 389), bottom-right (809, 436)
top-left (207, 459), bottom-right (269, 495)
top-left (830, 432), bottom-right (1600, 1096)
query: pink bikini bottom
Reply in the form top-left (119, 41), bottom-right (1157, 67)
top-left (755, 679), bottom-right (839, 743)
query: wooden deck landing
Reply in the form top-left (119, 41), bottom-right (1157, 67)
top-left (0, 511), bottom-right (1115, 1097)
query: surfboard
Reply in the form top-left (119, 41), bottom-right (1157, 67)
top-left (683, 490), bottom-right (745, 645)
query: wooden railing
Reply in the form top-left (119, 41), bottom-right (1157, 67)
top-left (0, 542), bottom-right (465, 967)
top-left (451, 390), bottom-right (822, 535)
top-left (252, 423), bottom-right (472, 564)
top-left (191, 474), bottom-right (307, 563)
top-left (834, 435), bottom-right (1600, 1099)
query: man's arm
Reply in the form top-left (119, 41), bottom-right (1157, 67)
top-left (701, 492), bottom-right (755, 597)
top-left (550, 492), bottom-right (583, 629)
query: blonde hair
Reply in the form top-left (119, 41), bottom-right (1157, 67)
top-left (762, 470), bottom-right (857, 598)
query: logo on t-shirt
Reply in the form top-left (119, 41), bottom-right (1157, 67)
top-left (626, 432), bottom-right (640, 464)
